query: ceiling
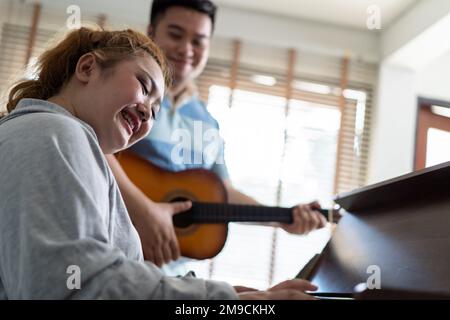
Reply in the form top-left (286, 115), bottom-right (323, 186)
top-left (215, 0), bottom-right (419, 29)
top-left (18, 0), bottom-right (419, 31)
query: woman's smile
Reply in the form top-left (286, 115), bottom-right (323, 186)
top-left (120, 108), bottom-right (141, 136)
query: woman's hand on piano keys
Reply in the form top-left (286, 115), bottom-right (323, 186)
top-left (237, 279), bottom-right (318, 300)
top-left (279, 201), bottom-right (327, 235)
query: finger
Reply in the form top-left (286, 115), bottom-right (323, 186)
top-left (308, 207), bottom-right (321, 231)
top-left (291, 206), bottom-right (305, 234)
top-left (317, 210), bottom-right (327, 228)
top-left (171, 201), bottom-right (192, 215)
top-left (309, 201), bottom-right (321, 210)
top-left (234, 286), bottom-right (259, 293)
top-left (311, 204), bottom-right (327, 229)
top-left (269, 279), bottom-right (318, 292)
top-left (170, 234), bottom-right (181, 261)
top-left (267, 289), bottom-right (317, 300)
top-left (306, 205), bottom-right (321, 232)
top-left (238, 288), bottom-right (318, 301)
top-left (145, 250), bottom-right (155, 264)
top-left (284, 290), bottom-right (317, 300)
top-left (153, 247), bottom-right (165, 267)
top-left (308, 201), bottom-right (327, 227)
top-left (269, 279), bottom-right (317, 291)
top-left (306, 205), bottom-right (317, 233)
top-left (299, 205), bottom-right (312, 234)
top-left (162, 243), bottom-right (173, 264)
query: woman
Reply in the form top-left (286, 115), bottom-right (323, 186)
top-left (0, 27), bottom-right (317, 299)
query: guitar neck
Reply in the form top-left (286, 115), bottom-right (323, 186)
top-left (173, 202), bottom-right (337, 227)
top-left (188, 202), bottom-right (335, 224)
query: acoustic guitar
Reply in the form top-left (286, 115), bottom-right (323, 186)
top-left (117, 150), bottom-right (339, 259)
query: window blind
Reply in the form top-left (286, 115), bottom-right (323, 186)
top-left (191, 38), bottom-right (377, 289)
top-left (0, 22), bottom-right (55, 107)
top-left (0, 4), bottom-right (378, 290)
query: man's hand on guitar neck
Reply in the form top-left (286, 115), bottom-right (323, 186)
top-left (224, 181), bottom-right (327, 235)
top-left (281, 201), bottom-right (327, 235)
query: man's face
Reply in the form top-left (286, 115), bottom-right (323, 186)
top-left (149, 6), bottom-right (212, 86)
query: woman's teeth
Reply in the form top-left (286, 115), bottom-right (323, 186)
top-left (121, 110), bottom-right (135, 132)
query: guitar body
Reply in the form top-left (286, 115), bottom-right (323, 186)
top-left (117, 150), bottom-right (229, 259)
top-left (117, 151), bottom-right (339, 260)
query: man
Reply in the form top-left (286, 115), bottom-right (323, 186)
top-left (106, 0), bottom-right (327, 274)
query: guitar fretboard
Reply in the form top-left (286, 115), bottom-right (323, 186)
top-left (188, 202), bottom-right (294, 223)
top-left (173, 202), bottom-right (336, 227)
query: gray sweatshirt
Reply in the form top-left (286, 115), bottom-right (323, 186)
top-left (0, 98), bottom-right (238, 300)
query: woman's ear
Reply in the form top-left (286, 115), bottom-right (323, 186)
top-left (75, 53), bottom-right (97, 84)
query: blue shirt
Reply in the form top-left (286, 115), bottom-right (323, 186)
top-left (129, 94), bottom-right (229, 276)
top-left (129, 95), bottom-right (229, 180)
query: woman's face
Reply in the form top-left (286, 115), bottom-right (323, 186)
top-left (75, 52), bottom-right (165, 154)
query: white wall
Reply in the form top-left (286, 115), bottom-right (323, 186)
top-left (367, 48), bottom-right (450, 184)
top-left (215, 6), bottom-right (380, 63)
top-left (0, 0), bottom-right (380, 65)
top-left (367, 0), bottom-right (450, 184)
top-left (368, 64), bottom-right (417, 183)
top-left (416, 50), bottom-right (450, 102)
top-left (381, 0), bottom-right (450, 59)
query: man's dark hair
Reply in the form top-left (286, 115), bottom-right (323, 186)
top-left (149, 0), bottom-right (217, 31)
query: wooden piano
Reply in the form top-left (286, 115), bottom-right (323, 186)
top-left (297, 161), bottom-right (450, 300)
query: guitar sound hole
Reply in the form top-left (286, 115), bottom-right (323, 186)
top-left (170, 197), bottom-right (189, 202)
top-left (170, 197), bottom-right (194, 228)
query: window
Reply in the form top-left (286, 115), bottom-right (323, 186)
top-left (415, 99), bottom-right (450, 170)
top-left (186, 42), bottom-right (376, 288)
top-left (426, 128), bottom-right (450, 167)
top-left (0, 4), bottom-right (377, 289)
